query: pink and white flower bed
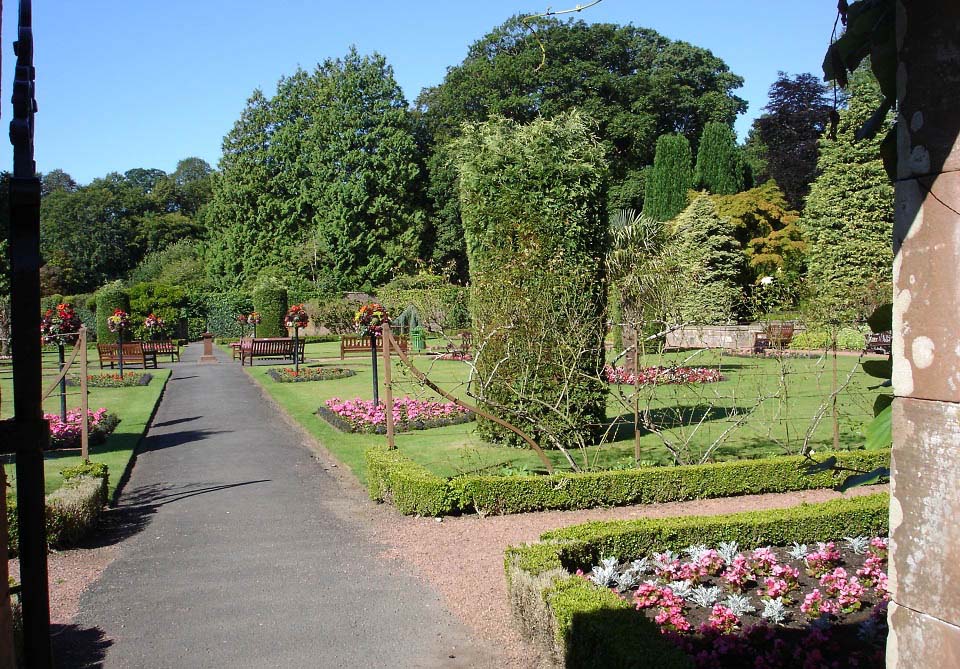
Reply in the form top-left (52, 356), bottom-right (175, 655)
top-left (581, 537), bottom-right (889, 667)
top-left (604, 364), bottom-right (723, 386)
top-left (45, 408), bottom-right (120, 450)
top-left (319, 396), bottom-right (473, 434)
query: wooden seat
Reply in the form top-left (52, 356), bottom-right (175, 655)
top-left (142, 340), bottom-right (180, 362)
top-left (97, 342), bottom-right (157, 369)
top-left (240, 338), bottom-right (305, 366)
top-left (865, 331), bottom-right (892, 355)
top-left (340, 334), bottom-right (409, 359)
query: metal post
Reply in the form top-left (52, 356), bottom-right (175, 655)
top-left (382, 324), bottom-right (395, 449)
top-left (370, 332), bottom-right (379, 406)
top-left (58, 342), bottom-right (66, 421)
top-left (80, 327), bottom-right (89, 461)
top-left (294, 326), bottom-right (300, 374)
top-left (117, 328), bottom-right (124, 377)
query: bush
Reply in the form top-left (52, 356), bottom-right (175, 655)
top-left (503, 494), bottom-right (889, 667)
top-left (64, 292), bottom-right (97, 337)
top-left (201, 290), bottom-right (253, 338)
top-left (252, 278), bottom-right (288, 338)
top-left (129, 281), bottom-right (189, 339)
top-left (790, 327), bottom-right (867, 351)
top-left (306, 298), bottom-right (357, 334)
top-left (456, 112), bottom-right (609, 448)
top-left (366, 448), bottom-right (455, 516)
top-left (367, 446), bottom-right (890, 516)
top-left (643, 134), bottom-right (693, 222)
top-left (94, 281), bottom-right (130, 344)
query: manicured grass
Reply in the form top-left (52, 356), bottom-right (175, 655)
top-left (243, 339), bottom-right (883, 484)
top-left (2, 350), bottom-right (171, 496)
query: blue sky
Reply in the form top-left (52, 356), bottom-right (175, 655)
top-left (0, 1), bottom-right (839, 185)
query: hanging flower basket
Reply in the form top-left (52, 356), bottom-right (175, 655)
top-left (143, 313), bottom-right (167, 339)
top-left (247, 311), bottom-right (262, 326)
top-left (106, 309), bottom-right (130, 334)
top-left (284, 304), bottom-right (310, 329)
top-left (39, 303), bottom-right (82, 344)
top-left (354, 303), bottom-right (390, 336)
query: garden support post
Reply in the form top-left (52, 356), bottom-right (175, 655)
top-left (888, 3), bottom-right (960, 665)
top-left (117, 329), bottom-right (124, 378)
top-left (370, 332), bottom-right (380, 406)
top-left (0, 469), bottom-right (14, 669)
top-left (382, 324), bottom-right (395, 449)
top-left (80, 327), bottom-right (89, 461)
top-left (294, 326), bottom-right (300, 375)
top-left (58, 341), bottom-right (66, 421)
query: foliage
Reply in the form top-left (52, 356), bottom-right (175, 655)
top-left (366, 445), bottom-right (888, 517)
top-left (206, 49), bottom-right (424, 291)
top-left (252, 278), bottom-right (288, 338)
top-left (266, 367), bottom-right (356, 383)
top-left (417, 15), bottom-right (746, 274)
top-left (672, 195), bottom-right (746, 325)
top-left (712, 181), bottom-right (806, 285)
top-left (129, 282), bottom-right (188, 339)
top-left (202, 290), bottom-right (254, 338)
top-left (86, 373), bottom-right (153, 388)
top-left (456, 112), bottom-right (608, 449)
top-left (94, 282), bottom-right (130, 344)
top-left (7, 475), bottom-right (110, 554)
top-left (789, 328), bottom-right (867, 352)
top-left (127, 239), bottom-right (207, 289)
top-left (800, 70), bottom-right (893, 323)
top-left (694, 122), bottom-right (745, 195)
top-left (746, 72), bottom-right (834, 209)
top-left (305, 298), bottom-right (357, 334)
top-left (377, 273), bottom-right (470, 332)
top-left (643, 134), bottom-right (694, 221)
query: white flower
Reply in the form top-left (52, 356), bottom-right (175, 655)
top-left (759, 276), bottom-right (775, 286)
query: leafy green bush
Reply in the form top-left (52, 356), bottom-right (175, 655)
top-left (789, 327), bottom-right (867, 351)
top-left (503, 494), bottom-right (888, 667)
top-left (643, 134), bottom-right (693, 221)
top-left (376, 282), bottom-right (469, 332)
top-left (252, 278), bottom-right (288, 338)
top-left (61, 462), bottom-right (109, 508)
top-left (367, 446), bottom-right (890, 516)
top-left (456, 112), bottom-right (609, 448)
top-left (129, 281), bottom-right (188, 338)
top-left (95, 281), bottom-right (130, 344)
top-left (200, 290), bottom-right (253, 338)
top-left (306, 298), bottom-right (356, 334)
top-left (64, 292), bottom-right (97, 336)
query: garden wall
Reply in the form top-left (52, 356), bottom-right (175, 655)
top-left (504, 493), bottom-right (889, 668)
top-left (366, 447), bottom-right (889, 517)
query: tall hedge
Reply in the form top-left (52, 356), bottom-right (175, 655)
top-left (694, 122), bottom-right (745, 195)
top-left (252, 278), bottom-right (288, 338)
top-left (642, 134), bottom-right (693, 221)
top-left (94, 281), bottom-right (130, 343)
top-left (456, 112), bottom-right (609, 448)
top-left (129, 282), bottom-right (189, 339)
top-left (203, 290), bottom-right (254, 338)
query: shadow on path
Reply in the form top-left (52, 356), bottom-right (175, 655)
top-left (51, 623), bottom-right (111, 668)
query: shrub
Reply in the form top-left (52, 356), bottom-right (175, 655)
top-left (789, 327), bottom-right (867, 351)
top-left (199, 290), bottom-right (253, 339)
top-left (95, 281), bottom-right (130, 343)
top-left (306, 298), bottom-right (356, 334)
top-left (366, 448), bottom-right (455, 516)
top-left (252, 278), bottom-right (288, 338)
top-left (129, 281), bottom-right (188, 339)
top-left (267, 367), bottom-right (356, 383)
top-left (64, 292), bottom-right (97, 336)
top-left (7, 471), bottom-right (109, 554)
top-left (377, 272), bottom-right (470, 332)
top-left (694, 122), bottom-right (745, 196)
top-left (456, 112), bottom-right (609, 448)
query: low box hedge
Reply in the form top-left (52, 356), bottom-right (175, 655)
top-left (366, 446), bottom-right (890, 517)
top-left (504, 493), bottom-right (889, 668)
top-left (7, 465), bottom-right (109, 555)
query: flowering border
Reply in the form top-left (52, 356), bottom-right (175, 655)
top-left (318, 396), bottom-right (474, 434)
top-left (267, 367), bottom-right (356, 383)
top-left (84, 372), bottom-right (153, 388)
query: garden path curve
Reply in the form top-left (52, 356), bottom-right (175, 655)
top-left (71, 344), bottom-right (498, 668)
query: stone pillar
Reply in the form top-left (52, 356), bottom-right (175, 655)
top-left (199, 332), bottom-right (218, 364)
top-left (888, 2), bottom-right (960, 666)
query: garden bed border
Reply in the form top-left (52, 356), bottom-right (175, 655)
top-left (503, 493), bottom-right (889, 668)
top-left (365, 446), bottom-right (890, 516)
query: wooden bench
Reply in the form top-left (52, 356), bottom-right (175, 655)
top-left (240, 338), bottom-right (306, 366)
top-left (230, 338), bottom-right (249, 362)
top-left (142, 340), bottom-right (180, 363)
top-left (340, 335), bottom-right (409, 359)
top-left (97, 342), bottom-right (158, 369)
top-left (865, 331), bottom-right (892, 355)
top-left (753, 323), bottom-right (795, 354)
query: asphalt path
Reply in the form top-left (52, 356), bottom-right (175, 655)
top-left (72, 344), bottom-right (496, 668)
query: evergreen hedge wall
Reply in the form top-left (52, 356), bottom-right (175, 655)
top-left (94, 281), bottom-right (130, 343)
top-left (252, 279), bottom-right (288, 338)
top-left (456, 112), bottom-right (609, 448)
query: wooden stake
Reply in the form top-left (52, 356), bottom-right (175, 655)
top-left (382, 324), bottom-right (395, 450)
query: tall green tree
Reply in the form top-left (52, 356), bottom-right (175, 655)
top-left (207, 49), bottom-right (424, 291)
top-left (695, 122), bottom-right (745, 195)
top-left (672, 194), bottom-right (746, 324)
top-left (801, 70), bottom-right (893, 321)
top-left (417, 16), bottom-right (746, 277)
top-left (643, 134), bottom-right (693, 221)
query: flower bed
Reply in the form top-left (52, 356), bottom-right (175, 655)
top-left (84, 372), bottom-right (153, 388)
top-left (581, 537), bottom-right (889, 668)
top-left (45, 408), bottom-right (120, 450)
top-left (605, 364), bottom-right (723, 386)
top-left (319, 396), bottom-right (474, 434)
top-left (267, 366), bottom-right (356, 383)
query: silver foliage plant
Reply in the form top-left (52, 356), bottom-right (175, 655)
top-left (761, 597), bottom-right (789, 624)
top-left (717, 541), bottom-right (740, 565)
top-left (787, 542), bottom-right (809, 560)
top-left (844, 536), bottom-right (870, 555)
top-left (589, 556), bottom-right (620, 587)
top-left (723, 594), bottom-right (756, 617)
top-left (684, 544), bottom-right (710, 562)
top-left (653, 550), bottom-right (679, 570)
top-left (668, 580), bottom-right (693, 599)
top-left (688, 585), bottom-right (723, 608)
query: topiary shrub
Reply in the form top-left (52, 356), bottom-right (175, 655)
top-left (694, 122), bottom-right (745, 195)
top-left (199, 290), bottom-right (253, 338)
top-left (456, 112), bottom-right (608, 449)
top-left (252, 278), bottom-right (288, 338)
top-left (643, 134), bottom-right (693, 222)
top-left (95, 281), bottom-right (130, 344)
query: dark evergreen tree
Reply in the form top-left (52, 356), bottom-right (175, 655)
top-left (643, 134), bottom-right (693, 222)
top-left (694, 122), bottom-right (745, 195)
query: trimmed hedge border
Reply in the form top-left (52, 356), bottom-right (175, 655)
top-left (504, 493), bottom-right (889, 668)
top-left (366, 446), bottom-right (890, 516)
top-left (7, 469), bottom-right (109, 555)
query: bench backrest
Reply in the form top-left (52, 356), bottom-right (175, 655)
top-left (251, 338), bottom-right (293, 355)
top-left (144, 340), bottom-right (177, 353)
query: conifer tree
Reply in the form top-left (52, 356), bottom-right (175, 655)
top-left (695, 122), bottom-right (745, 195)
top-left (643, 134), bottom-right (693, 221)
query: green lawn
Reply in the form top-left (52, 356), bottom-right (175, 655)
top-left (2, 350), bottom-right (171, 497)
top-left (243, 340), bottom-right (883, 484)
